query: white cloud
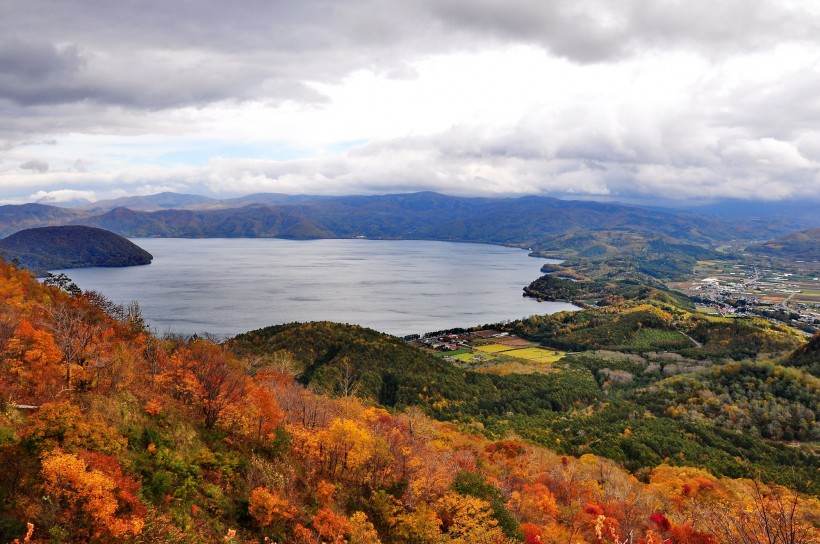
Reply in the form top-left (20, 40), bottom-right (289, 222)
top-left (28, 188), bottom-right (96, 203)
top-left (0, 1), bottom-right (819, 205)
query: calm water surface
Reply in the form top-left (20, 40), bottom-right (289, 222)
top-left (55, 238), bottom-right (577, 337)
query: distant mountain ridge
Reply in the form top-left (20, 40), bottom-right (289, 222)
top-left (0, 203), bottom-right (82, 236)
top-left (79, 191), bottom-right (217, 212)
top-left (746, 228), bottom-right (820, 260)
top-left (0, 225), bottom-right (153, 273)
top-left (0, 192), bottom-right (815, 252)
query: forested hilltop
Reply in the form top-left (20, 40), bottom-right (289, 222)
top-left (0, 226), bottom-right (152, 274)
top-left (0, 258), bottom-right (818, 543)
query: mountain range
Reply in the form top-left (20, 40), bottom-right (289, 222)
top-left (3, 192), bottom-right (814, 250)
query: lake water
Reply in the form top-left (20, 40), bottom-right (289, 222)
top-left (54, 238), bottom-right (578, 338)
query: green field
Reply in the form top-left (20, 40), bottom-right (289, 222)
top-left (453, 352), bottom-right (497, 363)
top-left (432, 349), bottom-right (471, 358)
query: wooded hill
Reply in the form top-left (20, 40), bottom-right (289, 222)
top-left (1, 259), bottom-right (818, 543)
top-left (0, 226), bottom-right (152, 274)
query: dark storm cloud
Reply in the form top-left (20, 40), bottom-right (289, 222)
top-left (0, 1), bottom-right (430, 109)
top-left (0, 40), bottom-right (88, 105)
top-left (0, 40), bottom-right (83, 79)
top-left (2, 1), bottom-right (818, 108)
top-left (425, 0), bottom-right (820, 62)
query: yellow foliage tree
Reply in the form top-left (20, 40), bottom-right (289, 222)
top-left (41, 449), bottom-right (143, 539)
top-left (316, 418), bottom-right (375, 478)
top-left (22, 401), bottom-right (126, 455)
top-left (394, 503), bottom-right (442, 544)
top-left (349, 511), bottom-right (382, 544)
top-left (435, 491), bottom-right (509, 543)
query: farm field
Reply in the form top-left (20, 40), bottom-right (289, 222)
top-left (454, 343), bottom-right (568, 362)
top-left (491, 336), bottom-right (533, 347)
top-left (432, 349), bottom-right (470, 358)
top-left (481, 359), bottom-right (555, 375)
top-left (794, 285), bottom-right (820, 303)
top-left (504, 347), bottom-right (562, 361)
top-left (420, 332), bottom-right (567, 375)
top-left (475, 343), bottom-right (516, 353)
top-left (452, 352), bottom-right (498, 363)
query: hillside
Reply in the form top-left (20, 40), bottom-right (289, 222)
top-left (0, 204), bottom-right (82, 238)
top-left (232, 319), bottom-right (818, 495)
top-left (82, 206), bottom-right (333, 239)
top-left (0, 260), bottom-right (818, 543)
top-left (747, 227), bottom-right (820, 260)
top-left (0, 226), bottom-right (152, 273)
top-left (787, 332), bottom-right (820, 376)
top-left (512, 300), bottom-right (803, 357)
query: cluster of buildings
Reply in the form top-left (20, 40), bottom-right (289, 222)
top-left (680, 264), bottom-right (819, 333)
top-left (414, 329), bottom-right (510, 351)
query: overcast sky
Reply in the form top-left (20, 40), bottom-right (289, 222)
top-left (2, 0), bottom-right (820, 205)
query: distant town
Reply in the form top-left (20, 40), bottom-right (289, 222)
top-left (669, 259), bottom-right (820, 334)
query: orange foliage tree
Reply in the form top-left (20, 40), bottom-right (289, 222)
top-left (1, 319), bottom-right (63, 403)
top-left (248, 485), bottom-right (296, 529)
top-left (312, 507), bottom-right (351, 544)
top-left (40, 449), bottom-right (144, 539)
top-left (160, 339), bottom-right (248, 429)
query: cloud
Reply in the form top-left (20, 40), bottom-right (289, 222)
top-left (425, 0), bottom-right (820, 62)
top-left (0, 40), bottom-right (87, 106)
top-left (0, 2), bottom-right (819, 205)
top-left (3, 1), bottom-right (816, 111)
top-left (1, 120), bottom-right (819, 204)
top-left (19, 160), bottom-right (49, 173)
top-left (29, 189), bottom-right (95, 204)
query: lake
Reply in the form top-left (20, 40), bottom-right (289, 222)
top-left (54, 238), bottom-right (578, 338)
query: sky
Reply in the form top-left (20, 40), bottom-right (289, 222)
top-left (2, 0), bottom-right (820, 206)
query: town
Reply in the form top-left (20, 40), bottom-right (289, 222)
top-left (668, 259), bottom-right (820, 334)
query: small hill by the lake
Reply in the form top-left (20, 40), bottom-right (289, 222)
top-left (0, 225), bottom-right (153, 273)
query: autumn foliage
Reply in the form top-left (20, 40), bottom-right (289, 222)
top-left (0, 259), bottom-right (817, 543)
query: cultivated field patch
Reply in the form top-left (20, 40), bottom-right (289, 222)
top-left (481, 360), bottom-right (554, 375)
top-left (453, 352), bottom-right (497, 363)
top-left (475, 343), bottom-right (516, 353)
top-left (505, 347), bottom-right (563, 361)
top-left (491, 336), bottom-right (534, 347)
top-left (432, 349), bottom-right (471, 358)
